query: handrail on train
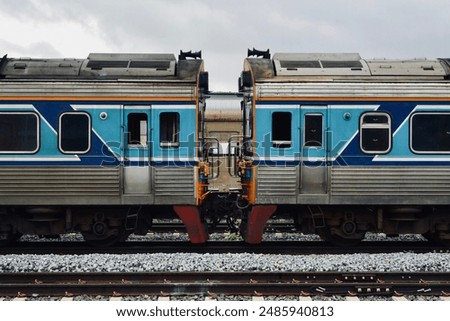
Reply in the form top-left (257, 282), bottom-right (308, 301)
top-left (228, 135), bottom-right (244, 177)
top-left (202, 137), bottom-right (220, 178)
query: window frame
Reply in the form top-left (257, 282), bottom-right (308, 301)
top-left (359, 112), bottom-right (392, 154)
top-left (0, 112), bottom-right (40, 154)
top-left (58, 111), bottom-right (92, 154)
top-left (243, 100), bottom-right (253, 139)
top-left (304, 113), bottom-right (323, 148)
top-left (159, 112), bottom-right (180, 148)
top-left (271, 111), bottom-right (292, 148)
top-left (410, 112), bottom-right (450, 154)
top-left (127, 113), bottom-right (148, 147)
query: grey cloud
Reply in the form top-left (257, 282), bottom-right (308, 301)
top-left (2, 0), bottom-right (450, 90)
top-left (0, 39), bottom-right (61, 57)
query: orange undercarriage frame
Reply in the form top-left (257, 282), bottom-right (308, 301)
top-left (173, 205), bottom-right (277, 244)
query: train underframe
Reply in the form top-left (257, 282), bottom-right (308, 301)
top-left (0, 205), bottom-right (167, 246)
top-left (1, 202), bottom-right (450, 246)
top-left (198, 194), bottom-right (450, 246)
top-left (197, 197), bottom-right (450, 246)
top-left (277, 204), bottom-right (450, 246)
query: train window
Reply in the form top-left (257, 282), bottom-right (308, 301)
top-left (243, 100), bottom-right (252, 138)
top-left (410, 113), bottom-right (450, 153)
top-left (0, 112), bottom-right (39, 153)
top-left (360, 112), bottom-right (391, 154)
top-left (59, 112), bottom-right (91, 154)
top-left (127, 113), bottom-right (148, 147)
top-left (160, 112), bottom-right (179, 147)
top-left (272, 112), bottom-right (291, 148)
top-left (304, 114), bottom-right (323, 147)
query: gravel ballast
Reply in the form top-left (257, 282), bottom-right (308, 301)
top-left (2, 232), bottom-right (448, 273)
top-left (0, 251), bottom-right (449, 273)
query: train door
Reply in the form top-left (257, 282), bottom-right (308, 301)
top-left (299, 105), bottom-right (328, 194)
top-left (123, 106), bottom-right (151, 194)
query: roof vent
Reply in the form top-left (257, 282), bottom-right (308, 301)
top-left (273, 53), bottom-right (369, 76)
top-left (366, 59), bottom-right (446, 76)
top-left (81, 53), bottom-right (176, 77)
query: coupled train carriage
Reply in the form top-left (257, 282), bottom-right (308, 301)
top-left (1, 49), bottom-right (450, 246)
top-left (239, 49), bottom-right (450, 246)
top-left (0, 51), bottom-right (211, 246)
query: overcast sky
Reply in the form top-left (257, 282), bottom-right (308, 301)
top-left (1, 0), bottom-right (450, 91)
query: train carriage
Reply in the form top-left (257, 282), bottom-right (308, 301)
top-left (239, 49), bottom-right (450, 245)
top-left (0, 51), bottom-right (209, 245)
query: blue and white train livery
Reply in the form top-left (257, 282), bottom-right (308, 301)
top-left (0, 51), bottom-right (209, 245)
top-left (239, 50), bottom-right (450, 245)
top-left (3, 49), bottom-right (450, 247)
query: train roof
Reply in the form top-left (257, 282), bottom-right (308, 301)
top-left (243, 51), bottom-right (450, 82)
top-left (0, 51), bottom-right (205, 82)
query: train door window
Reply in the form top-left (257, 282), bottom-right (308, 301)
top-left (128, 113), bottom-right (148, 147)
top-left (59, 112), bottom-right (91, 154)
top-left (272, 112), bottom-right (291, 148)
top-left (0, 112), bottom-right (39, 153)
top-left (160, 112), bottom-right (180, 147)
top-left (304, 114), bottom-right (323, 147)
top-left (410, 112), bottom-right (450, 153)
top-left (360, 112), bottom-right (391, 154)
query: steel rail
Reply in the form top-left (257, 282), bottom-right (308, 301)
top-left (1, 241), bottom-right (447, 255)
top-left (0, 272), bottom-right (449, 297)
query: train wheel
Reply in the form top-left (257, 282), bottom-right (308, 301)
top-left (317, 227), bottom-right (365, 247)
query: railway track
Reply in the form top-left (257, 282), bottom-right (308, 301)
top-left (0, 271), bottom-right (449, 297)
top-left (1, 240), bottom-right (448, 255)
